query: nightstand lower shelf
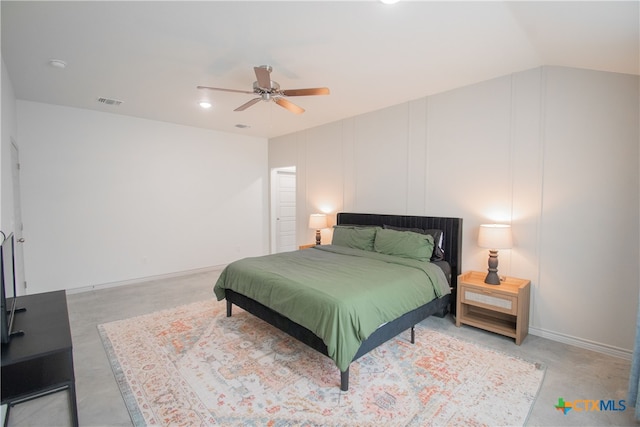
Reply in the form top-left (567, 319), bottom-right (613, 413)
top-left (459, 305), bottom-right (517, 338)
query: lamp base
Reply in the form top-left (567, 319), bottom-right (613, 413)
top-left (484, 249), bottom-right (501, 285)
top-left (484, 271), bottom-right (501, 285)
top-left (315, 229), bottom-right (321, 246)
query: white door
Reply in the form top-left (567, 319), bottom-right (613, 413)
top-left (273, 168), bottom-right (296, 253)
top-left (11, 142), bottom-right (26, 296)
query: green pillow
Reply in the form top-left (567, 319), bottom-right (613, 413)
top-left (331, 226), bottom-right (379, 251)
top-left (374, 228), bottom-right (434, 261)
top-left (382, 224), bottom-right (444, 261)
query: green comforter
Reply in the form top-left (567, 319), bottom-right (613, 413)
top-left (213, 245), bottom-right (450, 372)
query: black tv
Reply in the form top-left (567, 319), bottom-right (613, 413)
top-left (1, 233), bottom-right (24, 344)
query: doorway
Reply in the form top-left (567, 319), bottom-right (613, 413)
top-left (271, 167), bottom-right (296, 253)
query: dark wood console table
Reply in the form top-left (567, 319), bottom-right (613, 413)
top-left (1, 290), bottom-right (78, 427)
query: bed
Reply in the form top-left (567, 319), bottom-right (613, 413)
top-left (213, 212), bottom-right (463, 391)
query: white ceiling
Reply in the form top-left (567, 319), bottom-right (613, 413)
top-left (2, 1), bottom-right (638, 139)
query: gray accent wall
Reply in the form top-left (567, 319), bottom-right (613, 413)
top-left (269, 66), bottom-right (640, 357)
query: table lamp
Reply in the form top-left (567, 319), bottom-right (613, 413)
top-left (477, 224), bottom-right (513, 285)
top-left (308, 214), bottom-right (328, 245)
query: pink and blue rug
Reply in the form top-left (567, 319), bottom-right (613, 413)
top-left (98, 298), bottom-right (545, 426)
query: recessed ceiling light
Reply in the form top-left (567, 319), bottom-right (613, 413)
top-left (199, 101), bottom-right (212, 109)
top-left (380, 0), bottom-right (400, 4)
top-left (49, 59), bottom-right (67, 69)
top-left (235, 124), bottom-right (251, 129)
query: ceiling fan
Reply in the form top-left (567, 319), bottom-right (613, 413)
top-left (197, 65), bottom-right (330, 115)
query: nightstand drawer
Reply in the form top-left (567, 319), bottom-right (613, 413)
top-left (461, 286), bottom-right (517, 315)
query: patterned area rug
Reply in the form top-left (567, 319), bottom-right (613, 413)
top-left (98, 298), bottom-right (545, 426)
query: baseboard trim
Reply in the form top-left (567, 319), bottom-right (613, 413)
top-left (529, 326), bottom-right (632, 361)
top-left (67, 271), bottom-right (634, 362)
top-left (66, 265), bottom-right (226, 295)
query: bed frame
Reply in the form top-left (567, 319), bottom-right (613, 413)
top-left (225, 212), bottom-right (463, 391)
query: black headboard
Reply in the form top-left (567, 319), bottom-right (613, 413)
top-left (336, 212), bottom-right (463, 288)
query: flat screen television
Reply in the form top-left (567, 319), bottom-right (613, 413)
top-left (1, 233), bottom-right (24, 344)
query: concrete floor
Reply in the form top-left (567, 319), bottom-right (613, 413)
top-left (4, 268), bottom-right (637, 426)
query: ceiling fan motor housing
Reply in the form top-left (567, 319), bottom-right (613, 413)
top-left (253, 80), bottom-right (280, 94)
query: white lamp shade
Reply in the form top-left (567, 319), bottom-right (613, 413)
top-left (478, 224), bottom-right (513, 249)
top-left (308, 214), bottom-right (328, 230)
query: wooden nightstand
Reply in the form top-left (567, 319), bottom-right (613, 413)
top-left (456, 271), bottom-right (531, 345)
top-left (298, 244), bottom-right (316, 250)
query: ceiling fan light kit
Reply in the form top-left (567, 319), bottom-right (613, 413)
top-left (197, 65), bottom-right (329, 115)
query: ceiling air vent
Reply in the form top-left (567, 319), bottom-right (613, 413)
top-left (97, 97), bottom-right (123, 106)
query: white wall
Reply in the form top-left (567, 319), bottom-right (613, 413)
top-left (269, 66), bottom-right (639, 357)
top-left (17, 101), bottom-right (269, 293)
top-left (1, 57), bottom-right (18, 233)
top-left (537, 68), bottom-right (639, 352)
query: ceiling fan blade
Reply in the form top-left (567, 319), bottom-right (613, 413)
top-left (197, 85), bottom-right (254, 94)
top-left (281, 87), bottom-right (330, 97)
top-left (234, 98), bottom-right (262, 112)
top-left (254, 66), bottom-right (272, 89)
top-left (275, 97), bottom-right (305, 115)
